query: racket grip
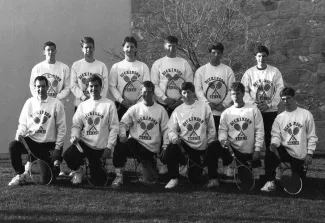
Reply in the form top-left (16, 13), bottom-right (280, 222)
top-left (75, 142), bottom-right (84, 154)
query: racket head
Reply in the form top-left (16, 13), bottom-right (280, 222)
top-left (146, 122), bottom-right (154, 130)
top-left (131, 75), bottom-right (137, 82)
top-left (85, 164), bottom-right (109, 187)
top-left (194, 122), bottom-right (200, 130)
top-left (41, 116), bottom-right (48, 124)
top-left (234, 123), bottom-right (241, 131)
top-left (94, 117), bottom-right (100, 125)
top-left (30, 159), bottom-right (53, 185)
top-left (52, 79), bottom-right (58, 87)
top-left (166, 76), bottom-right (184, 100)
top-left (140, 122), bottom-right (146, 130)
top-left (34, 116), bottom-right (40, 124)
top-left (187, 124), bottom-right (193, 131)
top-left (281, 167), bottom-right (302, 195)
top-left (87, 117), bottom-right (93, 125)
top-left (122, 80), bottom-right (142, 103)
top-left (205, 80), bottom-right (228, 106)
top-left (293, 127), bottom-right (299, 135)
top-left (242, 122), bottom-right (248, 130)
top-left (234, 164), bottom-right (255, 191)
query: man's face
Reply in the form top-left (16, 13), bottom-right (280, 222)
top-left (87, 80), bottom-right (101, 98)
top-left (281, 95), bottom-right (295, 109)
top-left (43, 45), bottom-right (56, 61)
top-left (141, 86), bottom-right (154, 102)
top-left (164, 42), bottom-right (177, 56)
top-left (35, 80), bottom-right (49, 98)
top-left (230, 90), bottom-right (244, 103)
top-left (181, 89), bottom-right (195, 102)
top-left (209, 49), bottom-right (223, 63)
top-left (123, 42), bottom-right (137, 58)
top-left (255, 52), bottom-right (268, 66)
top-left (82, 42), bottom-right (95, 57)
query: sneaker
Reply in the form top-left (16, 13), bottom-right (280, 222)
top-left (53, 161), bottom-right (60, 178)
top-left (206, 179), bottom-right (219, 189)
top-left (261, 181), bottom-right (276, 192)
top-left (8, 173), bottom-right (28, 186)
top-left (139, 178), bottom-right (157, 185)
top-left (224, 165), bottom-right (234, 177)
top-left (24, 162), bottom-right (31, 175)
top-left (252, 168), bottom-right (260, 180)
top-left (275, 166), bottom-right (282, 181)
top-left (179, 165), bottom-right (188, 177)
top-left (69, 171), bottom-right (77, 177)
top-left (165, 179), bottom-right (178, 189)
top-left (59, 171), bottom-right (67, 177)
top-left (112, 168), bottom-right (124, 188)
top-left (158, 164), bottom-right (168, 175)
top-left (71, 167), bottom-right (83, 184)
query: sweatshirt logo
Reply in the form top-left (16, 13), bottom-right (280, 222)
top-left (187, 122), bottom-right (201, 140)
top-left (234, 123), bottom-right (248, 140)
top-left (253, 79), bottom-right (276, 103)
top-left (284, 122), bottom-right (302, 145)
top-left (31, 110), bottom-right (51, 134)
top-left (139, 122), bottom-right (154, 140)
top-left (42, 73), bottom-right (62, 98)
top-left (86, 117), bottom-right (100, 135)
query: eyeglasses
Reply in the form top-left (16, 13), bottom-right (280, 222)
top-left (281, 96), bottom-right (293, 102)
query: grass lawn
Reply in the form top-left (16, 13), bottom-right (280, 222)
top-left (1, 153), bottom-right (325, 223)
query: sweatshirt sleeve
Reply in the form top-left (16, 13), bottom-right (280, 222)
top-left (168, 111), bottom-right (180, 141)
top-left (306, 112), bottom-right (318, 154)
top-left (151, 61), bottom-right (167, 101)
top-left (271, 116), bottom-right (282, 147)
top-left (184, 60), bottom-right (193, 83)
top-left (142, 63), bottom-right (151, 82)
top-left (253, 107), bottom-right (265, 151)
top-left (30, 66), bottom-right (38, 98)
top-left (269, 68), bottom-right (284, 109)
top-left (15, 100), bottom-right (30, 140)
top-left (107, 103), bottom-right (119, 150)
top-left (194, 67), bottom-right (208, 103)
top-left (241, 71), bottom-right (256, 105)
top-left (109, 64), bottom-right (123, 103)
top-left (206, 105), bottom-right (216, 143)
top-left (71, 105), bottom-right (83, 139)
top-left (56, 65), bottom-right (71, 100)
top-left (70, 64), bottom-right (85, 100)
top-left (119, 106), bottom-right (134, 137)
top-left (100, 64), bottom-right (109, 98)
top-left (55, 101), bottom-right (67, 147)
top-left (222, 68), bottom-right (236, 108)
top-left (160, 108), bottom-right (170, 148)
top-left (218, 110), bottom-right (228, 142)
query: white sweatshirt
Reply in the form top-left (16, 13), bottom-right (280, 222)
top-left (271, 107), bottom-right (318, 160)
top-left (218, 103), bottom-right (264, 154)
top-left (30, 61), bottom-right (70, 105)
top-left (70, 59), bottom-right (109, 106)
top-left (16, 96), bottom-right (66, 147)
top-left (109, 59), bottom-right (150, 103)
top-left (71, 97), bottom-right (119, 151)
top-left (119, 102), bottom-right (169, 153)
top-left (151, 56), bottom-right (193, 104)
top-left (194, 63), bottom-right (235, 116)
top-left (168, 100), bottom-right (215, 150)
top-left (241, 65), bottom-right (284, 112)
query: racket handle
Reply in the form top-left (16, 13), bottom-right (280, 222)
top-left (75, 142), bottom-right (84, 154)
top-left (20, 137), bottom-right (31, 152)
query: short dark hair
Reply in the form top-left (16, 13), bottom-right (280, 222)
top-left (122, 36), bottom-right (137, 48)
top-left (180, 82), bottom-right (195, 93)
top-left (43, 41), bottom-right (56, 50)
top-left (230, 82), bottom-right (245, 93)
top-left (208, 43), bottom-right (224, 54)
top-left (142, 81), bottom-right (155, 92)
top-left (34, 76), bottom-right (49, 87)
top-left (164, 36), bottom-right (178, 44)
top-left (80, 37), bottom-right (95, 47)
top-left (280, 87), bottom-right (295, 98)
top-left (87, 74), bottom-right (102, 88)
top-left (254, 45), bottom-right (269, 56)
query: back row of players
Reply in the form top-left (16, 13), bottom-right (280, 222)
top-left (8, 36), bottom-right (318, 192)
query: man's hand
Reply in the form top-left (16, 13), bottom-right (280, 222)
top-left (16, 134), bottom-right (24, 142)
top-left (208, 102), bottom-right (217, 110)
top-left (257, 101), bottom-right (269, 112)
top-left (102, 147), bottom-right (112, 159)
top-left (252, 151), bottom-right (261, 161)
top-left (121, 99), bottom-right (133, 108)
top-left (214, 104), bottom-right (226, 112)
top-left (119, 135), bottom-right (128, 143)
top-left (171, 135), bottom-right (180, 144)
top-left (220, 139), bottom-right (229, 149)
top-left (169, 99), bottom-right (183, 109)
top-left (305, 154), bottom-right (313, 165)
top-left (52, 149), bottom-right (61, 163)
top-left (70, 136), bottom-right (79, 145)
top-left (269, 143), bottom-right (277, 152)
top-left (164, 97), bottom-right (176, 107)
top-left (159, 148), bottom-right (167, 161)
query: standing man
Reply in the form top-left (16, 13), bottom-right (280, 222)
top-left (109, 36), bottom-right (150, 120)
top-left (194, 43), bottom-right (236, 176)
top-left (261, 87), bottom-right (318, 192)
top-left (63, 74), bottom-right (119, 185)
top-left (112, 81), bottom-right (169, 187)
top-left (70, 37), bottom-right (109, 111)
top-left (30, 41), bottom-right (70, 105)
top-left (241, 45), bottom-right (284, 182)
top-left (207, 82), bottom-right (264, 188)
top-left (151, 36), bottom-right (193, 117)
top-left (8, 76), bottom-right (66, 186)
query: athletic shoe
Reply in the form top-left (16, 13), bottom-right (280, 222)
top-left (179, 165), bottom-right (188, 177)
top-left (165, 179), bottom-right (178, 189)
top-left (112, 168), bottom-right (124, 188)
top-left (275, 166), bottom-right (282, 181)
top-left (53, 161), bottom-right (60, 178)
top-left (59, 171), bottom-right (67, 177)
top-left (139, 178), bottom-right (158, 185)
top-left (8, 173), bottom-right (28, 186)
top-left (252, 168), bottom-right (260, 180)
top-left (261, 181), bottom-right (276, 192)
top-left (224, 165), bottom-right (234, 177)
top-left (24, 162), bottom-right (31, 175)
top-left (69, 171), bottom-right (77, 177)
top-left (71, 167), bottom-right (83, 184)
top-left (158, 164), bottom-right (168, 175)
top-left (206, 179), bottom-right (219, 189)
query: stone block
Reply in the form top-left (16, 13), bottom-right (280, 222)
top-left (311, 28), bottom-right (325, 36)
top-left (284, 70), bottom-right (303, 85)
top-left (309, 37), bottom-right (324, 54)
top-left (286, 26), bottom-right (307, 39)
top-left (300, 1), bottom-right (315, 15)
top-left (249, 14), bottom-right (270, 27)
top-left (278, 0), bottom-right (300, 13)
top-left (261, 0), bottom-right (279, 11)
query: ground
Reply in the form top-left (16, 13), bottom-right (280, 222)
top-left (1, 153), bottom-right (325, 223)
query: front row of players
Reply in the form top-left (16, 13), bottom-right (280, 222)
top-left (8, 75), bottom-right (318, 192)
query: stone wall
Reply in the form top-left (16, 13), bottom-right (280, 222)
top-left (132, 0), bottom-right (325, 152)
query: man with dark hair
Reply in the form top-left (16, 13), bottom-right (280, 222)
top-left (71, 37), bottom-right (108, 111)
top-left (151, 35), bottom-right (193, 117)
top-left (109, 36), bottom-right (150, 120)
top-left (112, 81), bottom-right (169, 187)
top-left (194, 42), bottom-right (236, 177)
top-left (261, 87), bottom-right (318, 192)
top-left (8, 76), bottom-right (66, 186)
top-left (206, 82), bottom-right (264, 188)
top-left (63, 74), bottom-right (119, 185)
top-left (241, 44), bottom-right (284, 185)
top-left (162, 82), bottom-right (217, 189)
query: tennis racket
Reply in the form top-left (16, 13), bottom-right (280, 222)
top-left (273, 148), bottom-right (305, 195)
top-left (165, 73), bottom-right (185, 100)
top-left (75, 142), bottom-right (109, 187)
top-left (227, 145), bottom-right (255, 191)
top-left (255, 82), bottom-right (276, 104)
top-left (205, 80), bottom-right (228, 106)
top-left (122, 75), bottom-right (142, 104)
top-left (20, 137), bottom-right (53, 185)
